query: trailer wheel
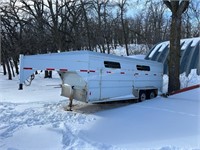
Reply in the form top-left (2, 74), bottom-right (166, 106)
top-left (149, 91), bottom-right (155, 99)
top-left (139, 91), bottom-right (146, 102)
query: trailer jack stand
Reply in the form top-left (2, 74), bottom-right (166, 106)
top-left (66, 86), bottom-right (74, 111)
top-left (67, 97), bottom-right (73, 111)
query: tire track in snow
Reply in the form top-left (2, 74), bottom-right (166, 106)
top-left (0, 101), bottom-right (98, 149)
top-left (59, 122), bottom-right (120, 150)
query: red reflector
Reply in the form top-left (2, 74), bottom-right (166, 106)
top-left (60, 69), bottom-right (68, 72)
top-left (80, 70), bottom-right (95, 73)
top-left (46, 68), bottom-right (55, 71)
top-left (23, 67), bottom-right (32, 70)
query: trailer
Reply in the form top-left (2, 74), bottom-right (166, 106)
top-left (19, 51), bottom-right (163, 109)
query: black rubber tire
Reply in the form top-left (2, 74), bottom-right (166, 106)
top-left (139, 91), bottom-right (146, 102)
top-left (149, 91), bottom-right (155, 99)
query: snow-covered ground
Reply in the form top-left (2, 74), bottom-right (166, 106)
top-left (0, 66), bottom-right (200, 150)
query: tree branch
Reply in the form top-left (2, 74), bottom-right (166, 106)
top-left (178, 0), bottom-right (190, 14)
top-left (163, 0), bottom-right (172, 11)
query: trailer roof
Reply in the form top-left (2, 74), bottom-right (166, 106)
top-left (23, 50), bottom-right (160, 65)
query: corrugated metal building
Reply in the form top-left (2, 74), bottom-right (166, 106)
top-left (145, 37), bottom-right (200, 76)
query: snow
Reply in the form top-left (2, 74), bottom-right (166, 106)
top-left (102, 44), bottom-right (149, 56)
top-left (191, 37), bottom-right (200, 47)
top-left (181, 37), bottom-right (200, 49)
top-left (148, 41), bottom-right (169, 58)
top-left (3, 125), bottom-right (63, 150)
top-left (127, 55), bottom-right (146, 60)
top-left (82, 92), bottom-right (200, 149)
top-left (148, 43), bottom-right (163, 58)
top-left (163, 69), bottom-right (200, 93)
top-left (158, 41), bottom-right (169, 52)
top-left (0, 66), bottom-right (200, 150)
top-left (181, 39), bottom-right (193, 50)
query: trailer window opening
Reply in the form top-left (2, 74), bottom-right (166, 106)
top-left (104, 61), bottom-right (121, 69)
top-left (136, 65), bottom-right (150, 71)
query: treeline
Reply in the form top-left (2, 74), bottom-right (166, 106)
top-left (0, 0), bottom-right (199, 79)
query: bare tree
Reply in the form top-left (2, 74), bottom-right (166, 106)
top-left (163, 0), bottom-right (190, 93)
top-left (144, 1), bottom-right (166, 44)
top-left (0, 14), bottom-right (1, 65)
top-left (92, 0), bottom-right (106, 53)
top-left (187, 1), bottom-right (200, 37)
top-left (117, 0), bottom-right (129, 55)
top-left (181, 11), bottom-right (192, 38)
top-left (0, 0), bottom-right (24, 78)
top-left (65, 0), bottom-right (85, 50)
top-left (1, 0), bottom-right (197, 83)
top-left (80, 0), bottom-right (97, 50)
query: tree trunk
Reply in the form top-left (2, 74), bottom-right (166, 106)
top-left (80, 0), bottom-right (92, 50)
top-left (168, 14), bottom-right (181, 93)
top-left (10, 59), bottom-right (15, 77)
top-left (44, 70), bottom-right (52, 78)
top-left (44, 70), bottom-right (49, 78)
top-left (121, 14), bottom-right (129, 56)
top-left (13, 59), bottom-right (19, 75)
top-left (106, 41), bottom-right (110, 54)
top-left (5, 58), bottom-right (12, 80)
top-left (2, 58), bottom-right (7, 75)
top-left (163, 0), bottom-right (189, 93)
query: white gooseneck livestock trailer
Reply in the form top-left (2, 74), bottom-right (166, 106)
top-left (19, 51), bottom-right (163, 109)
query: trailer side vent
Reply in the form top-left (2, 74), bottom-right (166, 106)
top-left (104, 61), bottom-right (121, 69)
top-left (136, 65), bottom-right (150, 71)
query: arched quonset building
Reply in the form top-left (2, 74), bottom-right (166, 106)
top-left (145, 37), bottom-right (200, 76)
